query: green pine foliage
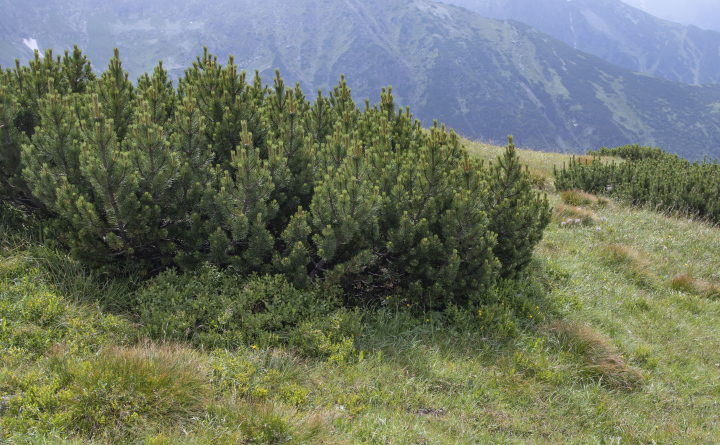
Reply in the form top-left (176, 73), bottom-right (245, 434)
top-left (488, 136), bottom-right (551, 279)
top-left (1, 46), bottom-right (551, 308)
top-left (555, 144), bottom-right (720, 220)
top-left (0, 47), bottom-right (95, 207)
top-left (134, 264), bottom-right (350, 350)
top-left (0, 73), bottom-right (25, 204)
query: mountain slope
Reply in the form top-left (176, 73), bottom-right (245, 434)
top-left (1, 0), bottom-right (720, 158)
top-left (437, 0), bottom-right (720, 85)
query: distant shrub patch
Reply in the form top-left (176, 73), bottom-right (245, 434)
top-left (555, 144), bottom-right (720, 221)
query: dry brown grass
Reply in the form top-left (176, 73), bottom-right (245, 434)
top-left (529, 168), bottom-right (553, 191)
top-left (574, 155), bottom-right (597, 165)
top-left (559, 189), bottom-right (611, 208)
top-left (670, 274), bottom-right (720, 299)
top-left (464, 141), bottom-right (575, 179)
top-left (147, 399), bottom-right (345, 444)
top-left (600, 243), bottom-right (643, 266)
top-left (561, 189), bottom-right (598, 206)
top-left (67, 342), bottom-right (211, 437)
top-left (554, 203), bottom-right (597, 226)
top-left (546, 320), bottom-right (644, 391)
top-left (599, 244), bottom-right (658, 288)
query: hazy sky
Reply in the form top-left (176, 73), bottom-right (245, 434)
top-left (619, 0), bottom-right (720, 31)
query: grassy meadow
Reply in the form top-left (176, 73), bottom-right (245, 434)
top-left (1, 143), bottom-right (719, 444)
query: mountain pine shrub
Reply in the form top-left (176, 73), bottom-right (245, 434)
top-left (1, 46), bottom-right (551, 308)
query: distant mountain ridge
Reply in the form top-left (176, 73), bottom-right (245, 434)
top-left (1, 0), bottom-right (720, 159)
top-left (619, 0), bottom-right (720, 32)
top-left (437, 0), bottom-right (720, 85)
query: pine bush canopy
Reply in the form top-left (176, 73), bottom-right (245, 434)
top-left (1, 47), bottom-right (551, 308)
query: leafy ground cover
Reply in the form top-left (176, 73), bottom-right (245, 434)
top-left (2, 144), bottom-right (719, 444)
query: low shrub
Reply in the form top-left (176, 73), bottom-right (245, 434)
top-left (437, 265), bottom-right (553, 339)
top-left (290, 320), bottom-right (356, 363)
top-left (19, 288), bottom-right (67, 327)
top-left (134, 264), bottom-right (361, 351)
top-left (208, 349), bottom-right (312, 409)
top-left (1, 272), bottom-right (133, 356)
top-left (587, 144), bottom-right (670, 161)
